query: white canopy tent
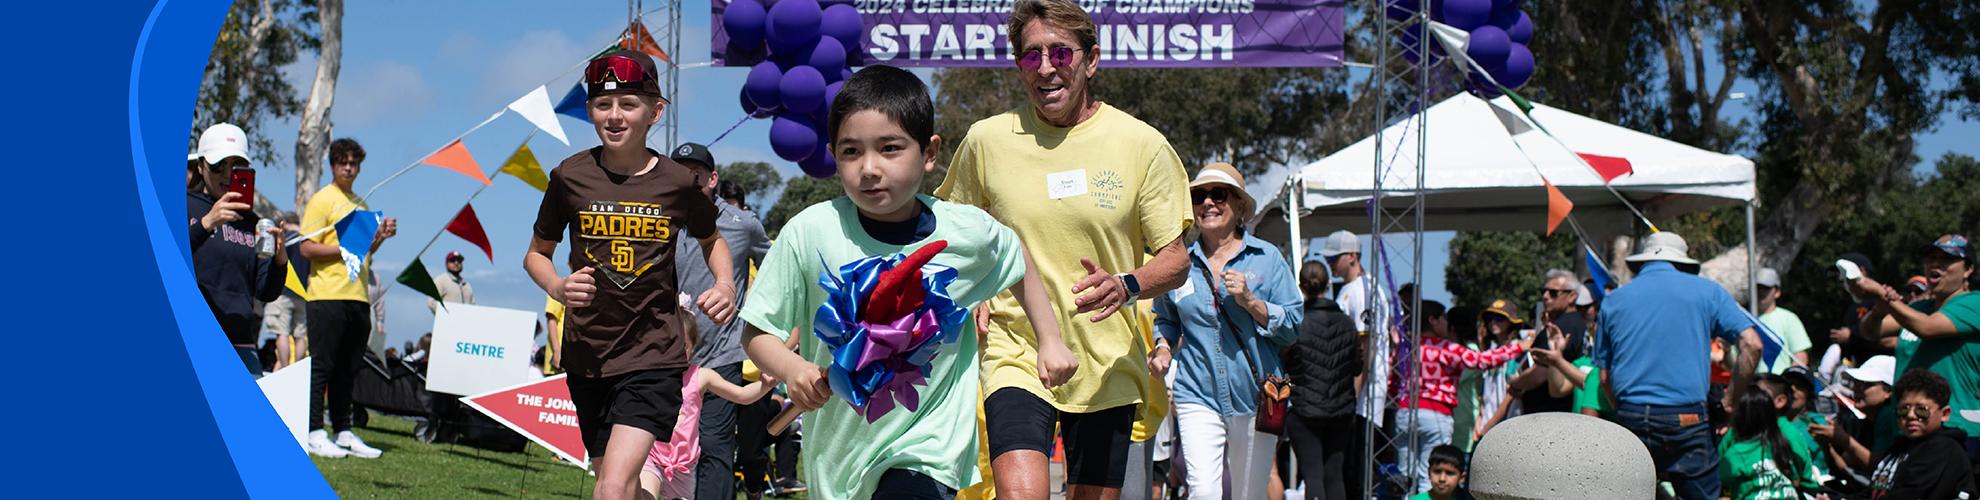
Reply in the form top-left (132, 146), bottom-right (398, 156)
top-left (1252, 93), bottom-right (1760, 305)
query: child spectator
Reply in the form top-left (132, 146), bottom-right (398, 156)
top-left (1862, 370), bottom-right (1973, 499)
top-left (1718, 382), bottom-right (1822, 499)
top-left (1408, 445), bottom-right (1473, 500)
top-left (1401, 301), bottom-right (1530, 495)
top-left (640, 365), bottom-right (778, 500)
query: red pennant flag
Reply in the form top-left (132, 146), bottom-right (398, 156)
top-left (446, 204), bottom-right (494, 262)
top-left (1577, 153), bottom-right (1633, 183)
top-left (1545, 177), bottom-right (1574, 236)
top-left (622, 23), bottom-right (671, 63)
top-left (422, 139), bottom-right (491, 185)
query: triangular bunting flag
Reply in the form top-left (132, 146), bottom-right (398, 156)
top-left (498, 143), bottom-right (550, 192)
top-left (332, 210), bottom-right (383, 283)
top-left (284, 243), bottom-right (311, 300)
top-left (394, 258), bottom-right (447, 308)
top-left (1544, 177), bottom-right (1573, 236)
top-left (1583, 245), bottom-right (1614, 302)
top-left (1576, 153), bottom-right (1634, 183)
top-left (506, 85), bottom-right (570, 146)
top-left (555, 82), bottom-right (590, 124)
top-left (622, 22), bottom-right (671, 63)
top-left (446, 204), bottom-right (494, 262)
top-left (421, 139), bottom-right (491, 185)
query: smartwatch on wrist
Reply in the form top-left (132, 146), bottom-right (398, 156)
top-left (1118, 273), bottom-right (1142, 302)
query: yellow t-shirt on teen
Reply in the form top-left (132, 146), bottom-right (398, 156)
top-left (936, 102), bottom-right (1192, 415)
top-left (301, 185), bottom-right (371, 302)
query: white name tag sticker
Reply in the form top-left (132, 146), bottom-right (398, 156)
top-left (1046, 169), bottom-right (1088, 199)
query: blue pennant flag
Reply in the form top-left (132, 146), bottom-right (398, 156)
top-left (1584, 245), bottom-right (1614, 303)
top-left (554, 82), bottom-right (589, 123)
top-left (333, 210), bottom-right (383, 283)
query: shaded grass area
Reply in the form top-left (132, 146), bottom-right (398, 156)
top-left (313, 411), bottom-right (809, 499)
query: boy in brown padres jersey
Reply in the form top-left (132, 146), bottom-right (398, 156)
top-left (523, 49), bottom-right (738, 500)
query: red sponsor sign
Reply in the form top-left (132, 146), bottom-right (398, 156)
top-left (460, 374), bottom-right (587, 467)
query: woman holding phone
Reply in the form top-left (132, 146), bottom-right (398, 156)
top-left (186, 122), bottom-right (287, 376)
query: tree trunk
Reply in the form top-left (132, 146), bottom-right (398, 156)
top-left (293, 0), bottom-right (342, 209)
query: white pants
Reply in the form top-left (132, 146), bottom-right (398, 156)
top-left (1176, 403), bottom-right (1275, 500)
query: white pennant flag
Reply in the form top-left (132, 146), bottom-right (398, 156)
top-left (507, 85), bottom-right (570, 146)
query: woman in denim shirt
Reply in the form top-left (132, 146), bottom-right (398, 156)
top-left (1153, 163), bottom-right (1303, 500)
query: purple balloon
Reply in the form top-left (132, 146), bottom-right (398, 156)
top-left (741, 87), bottom-right (776, 118)
top-left (1488, 4), bottom-right (1519, 30)
top-left (1491, 0), bottom-right (1515, 9)
top-left (1441, 0), bottom-right (1493, 30)
top-left (1501, 43), bottom-right (1534, 89)
top-left (798, 139), bottom-right (837, 178)
top-left (780, 65), bottom-right (828, 114)
top-left (770, 114), bottom-right (819, 163)
top-left (746, 62), bottom-right (784, 113)
top-left (808, 37), bottom-right (849, 79)
top-left (820, 4), bottom-right (863, 50)
top-left (767, 0), bottom-right (822, 55)
top-left (818, 0), bottom-right (852, 7)
top-left (723, 0), bottom-right (769, 48)
top-left (842, 68), bottom-right (854, 81)
top-left (823, 81), bottom-right (845, 115)
top-left (1466, 26), bottom-right (1511, 71)
top-left (1507, 12), bottom-right (1533, 44)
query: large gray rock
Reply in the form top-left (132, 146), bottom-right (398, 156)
top-left (1469, 412), bottom-right (1656, 500)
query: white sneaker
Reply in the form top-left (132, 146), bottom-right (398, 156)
top-left (306, 430), bottom-right (350, 458)
top-left (335, 430), bottom-right (382, 459)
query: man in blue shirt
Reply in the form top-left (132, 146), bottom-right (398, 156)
top-left (1593, 231), bottom-right (1761, 500)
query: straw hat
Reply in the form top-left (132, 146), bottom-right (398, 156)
top-left (1189, 162), bottom-right (1254, 223)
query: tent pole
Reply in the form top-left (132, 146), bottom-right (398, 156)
top-left (1288, 174), bottom-right (1303, 275)
top-left (1746, 201), bottom-right (1759, 314)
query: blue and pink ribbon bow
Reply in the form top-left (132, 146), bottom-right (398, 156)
top-left (812, 240), bottom-right (968, 422)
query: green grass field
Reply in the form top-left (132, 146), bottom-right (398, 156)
top-left (314, 412), bottom-right (808, 499)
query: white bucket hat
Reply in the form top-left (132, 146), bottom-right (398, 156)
top-left (1624, 232), bottom-right (1699, 266)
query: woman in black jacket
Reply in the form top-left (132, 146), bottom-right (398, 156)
top-left (1283, 262), bottom-right (1362, 500)
top-left (188, 123), bottom-right (287, 376)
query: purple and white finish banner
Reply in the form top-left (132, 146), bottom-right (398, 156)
top-left (713, 0), bottom-right (1345, 68)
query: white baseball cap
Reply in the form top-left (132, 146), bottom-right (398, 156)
top-left (1319, 230), bottom-right (1360, 258)
top-left (1756, 267), bottom-right (1782, 288)
top-left (197, 122), bottom-right (250, 165)
top-left (1843, 355), bottom-right (1895, 386)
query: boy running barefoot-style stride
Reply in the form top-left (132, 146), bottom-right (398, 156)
top-left (741, 65), bottom-right (1076, 500)
top-left (523, 49), bottom-right (739, 500)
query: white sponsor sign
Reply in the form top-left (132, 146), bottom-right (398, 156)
top-left (257, 357), bottom-right (310, 449)
top-left (427, 304), bottom-right (536, 396)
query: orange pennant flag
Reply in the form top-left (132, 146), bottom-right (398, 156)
top-left (622, 23), bottom-right (671, 63)
top-left (422, 139), bottom-right (491, 185)
top-left (1545, 177), bottom-right (1574, 236)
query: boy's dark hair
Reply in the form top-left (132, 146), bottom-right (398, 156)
top-left (1755, 374), bottom-right (1789, 401)
top-left (826, 65), bottom-right (935, 152)
top-left (1418, 300), bottom-right (1447, 320)
top-left (1428, 445), bottom-right (1465, 470)
top-left (329, 138), bottom-right (366, 164)
top-left (1894, 368), bottom-right (1952, 407)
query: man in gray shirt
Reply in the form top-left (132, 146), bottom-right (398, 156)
top-left (670, 143), bottom-right (772, 500)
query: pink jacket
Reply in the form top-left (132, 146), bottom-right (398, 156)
top-left (645, 367), bottom-right (705, 498)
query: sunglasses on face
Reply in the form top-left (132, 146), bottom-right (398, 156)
top-left (1018, 46), bottom-right (1079, 72)
top-left (207, 158), bottom-right (249, 172)
top-left (1542, 288), bottom-right (1576, 298)
top-left (585, 55), bottom-right (651, 85)
top-left (1191, 188), bottom-right (1231, 205)
top-left (1897, 404), bottom-right (1940, 420)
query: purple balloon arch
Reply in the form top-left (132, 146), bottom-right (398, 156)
top-left (1389, 0), bottom-right (1539, 98)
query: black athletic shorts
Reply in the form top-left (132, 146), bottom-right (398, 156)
top-left (984, 387), bottom-right (1137, 488)
top-left (567, 367), bottom-right (684, 458)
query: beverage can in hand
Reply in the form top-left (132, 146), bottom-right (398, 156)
top-left (256, 218), bottom-right (277, 258)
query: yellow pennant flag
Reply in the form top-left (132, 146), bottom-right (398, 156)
top-left (499, 143), bottom-right (550, 192)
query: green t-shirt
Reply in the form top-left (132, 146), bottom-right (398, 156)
top-left (738, 196), bottom-right (1028, 500)
top-left (1905, 292), bottom-right (1980, 435)
top-left (1571, 357), bottom-right (1614, 419)
top-left (1717, 417), bottom-right (1822, 500)
top-left (1757, 307), bottom-right (1813, 374)
top-left (1785, 413), bottom-right (1831, 475)
top-left (1453, 341), bottom-right (1484, 452)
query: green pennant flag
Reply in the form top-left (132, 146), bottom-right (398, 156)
top-left (395, 258), bottom-right (447, 310)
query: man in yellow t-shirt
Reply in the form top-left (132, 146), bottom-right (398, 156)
top-left (935, 2), bottom-right (1191, 497)
top-left (543, 296), bottom-right (566, 375)
top-left (296, 138), bottom-right (397, 460)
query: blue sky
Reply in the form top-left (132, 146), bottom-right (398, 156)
top-left (243, 1), bottom-right (1978, 352)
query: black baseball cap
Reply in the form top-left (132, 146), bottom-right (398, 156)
top-left (671, 142), bottom-right (715, 172)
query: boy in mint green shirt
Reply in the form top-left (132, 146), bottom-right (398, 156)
top-left (739, 65), bottom-right (1074, 500)
top-left (1408, 445), bottom-right (1474, 500)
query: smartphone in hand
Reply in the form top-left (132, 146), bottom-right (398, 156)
top-left (227, 167), bottom-right (255, 212)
